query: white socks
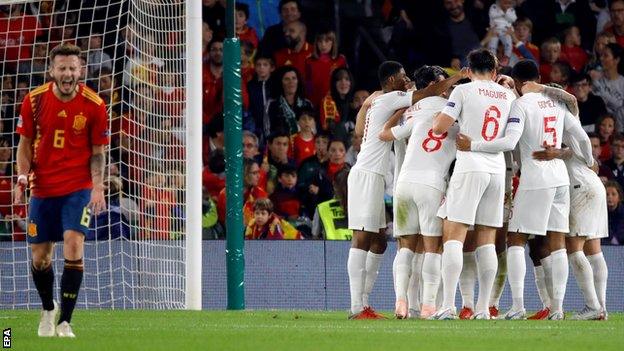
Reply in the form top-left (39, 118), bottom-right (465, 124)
top-left (587, 252), bottom-right (608, 311)
top-left (393, 248), bottom-right (414, 301)
top-left (475, 244), bottom-right (498, 313)
top-left (421, 253), bottom-right (441, 307)
top-left (347, 248), bottom-right (367, 314)
top-left (441, 240), bottom-right (464, 310)
top-left (362, 251), bottom-right (384, 307)
top-left (507, 246), bottom-right (526, 311)
top-left (550, 249), bottom-right (569, 313)
top-left (408, 253), bottom-right (424, 310)
top-left (534, 265), bottom-right (551, 309)
top-left (489, 250), bottom-right (507, 308)
top-left (569, 251), bottom-right (601, 310)
top-left (540, 255), bottom-right (554, 307)
top-left (459, 251), bottom-right (476, 309)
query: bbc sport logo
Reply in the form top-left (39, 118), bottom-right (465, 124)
top-left (2, 328), bottom-right (10, 349)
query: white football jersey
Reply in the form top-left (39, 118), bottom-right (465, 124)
top-left (441, 80), bottom-right (515, 174)
top-left (507, 92), bottom-right (571, 190)
top-left (563, 130), bottom-right (602, 188)
top-left (354, 90), bottom-right (413, 175)
top-left (391, 96), bottom-right (458, 192)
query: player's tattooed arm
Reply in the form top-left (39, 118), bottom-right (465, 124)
top-left (379, 108), bottom-right (408, 141)
top-left (89, 145), bottom-right (107, 215)
top-left (411, 67), bottom-right (469, 104)
top-left (521, 81), bottom-right (579, 116)
top-left (355, 90), bottom-right (382, 137)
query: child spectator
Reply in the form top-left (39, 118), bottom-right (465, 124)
top-left (592, 43), bottom-right (624, 131)
top-left (305, 28), bottom-right (347, 107)
top-left (487, 0), bottom-right (516, 62)
top-left (291, 109), bottom-right (316, 166)
top-left (245, 198), bottom-right (284, 240)
top-left (605, 180), bottom-right (624, 245)
top-left (597, 114), bottom-right (617, 162)
top-left (510, 17), bottom-right (539, 64)
top-left (588, 132), bottom-right (616, 182)
top-left (248, 55), bottom-right (275, 144)
top-left (606, 134), bottom-right (624, 189)
top-left (265, 131), bottom-right (295, 194)
top-left (587, 31), bottom-right (616, 81)
top-left (270, 164), bottom-right (302, 221)
top-left (345, 132), bottom-right (362, 166)
top-left (561, 26), bottom-right (589, 73)
top-left (326, 139), bottom-right (348, 181)
top-left (539, 37), bottom-right (562, 83)
top-left (241, 40), bottom-right (255, 84)
top-left (572, 73), bottom-right (608, 132)
top-left (235, 2), bottom-right (259, 50)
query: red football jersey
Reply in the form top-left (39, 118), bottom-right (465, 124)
top-left (17, 82), bottom-right (110, 198)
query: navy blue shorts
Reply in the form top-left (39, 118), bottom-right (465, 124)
top-left (26, 189), bottom-right (91, 244)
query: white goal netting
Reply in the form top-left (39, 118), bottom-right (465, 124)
top-left (0, 0), bottom-right (194, 309)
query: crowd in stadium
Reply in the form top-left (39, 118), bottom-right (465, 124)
top-left (0, 0), bottom-right (623, 243)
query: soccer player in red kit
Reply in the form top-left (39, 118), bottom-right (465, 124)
top-left (14, 44), bottom-right (109, 338)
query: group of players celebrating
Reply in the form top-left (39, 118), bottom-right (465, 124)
top-left (347, 48), bottom-right (609, 321)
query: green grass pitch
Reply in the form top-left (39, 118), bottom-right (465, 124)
top-left (3, 310), bottom-right (623, 351)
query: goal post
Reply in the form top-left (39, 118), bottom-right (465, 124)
top-left (0, 0), bottom-right (201, 310)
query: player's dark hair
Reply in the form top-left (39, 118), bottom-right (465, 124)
top-left (412, 65), bottom-right (448, 90)
top-left (467, 48), bottom-right (498, 75)
top-left (511, 59), bottom-right (539, 82)
top-left (378, 60), bottom-right (404, 86)
top-left (235, 2), bottom-right (249, 19)
top-left (254, 198), bottom-right (274, 213)
top-left (49, 43), bottom-right (81, 62)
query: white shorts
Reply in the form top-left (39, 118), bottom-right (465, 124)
top-left (508, 186), bottom-right (570, 236)
top-left (393, 182), bottom-right (444, 237)
top-left (438, 172), bottom-right (505, 227)
top-left (348, 168), bottom-right (386, 232)
top-left (569, 183), bottom-right (608, 239)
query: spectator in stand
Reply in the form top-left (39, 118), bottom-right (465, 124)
top-left (243, 131), bottom-right (268, 189)
top-left (605, 180), bottom-right (624, 245)
top-left (236, 2), bottom-right (259, 51)
top-left (17, 40), bottom-right (47, 86)
top-left (297, 132), bottom-right (330, 215)
top-left (549, 61), bottom-right (573, 92)
top-left (0, 137), bottom-right (14, 222)
top-left (248, 55), bottom-right (275, 145)
top-left (606, 134), bottom-right (624, 189)
top-left (86, 32), bottom-right (112, 77)
top-left (539, 37), bottom-right (562, 83)
top-left (604, 0), bottom-right (624, 47)
top-left (203, 113), bottom-right (225, 166)
top-left (319, 67), bottom-right (354, 143)
top-left (217, 158), bottom-right (268, 226)
top-left (305, 27), bottom-right (347, 108)
top-left (588, 132), bottom-right (615, 181)
top-left (487, 0), bottom-right (517, 64)
top-left (203, 0), bottom-right (225, 37)
top-left (572, 73), bottom-right (607, 132)
top-left (596, 114), bottom-right (617, 162)
top-left (259, 0), bottom-right (302, 58)
top-left (203, 39), bottom-right (223, 125)
top-left (202, 149), bottom-right (226, 201)
top-left (240, 41), bottom-right (255, 85)
top-left (560, 25), bottom-right (589, 73)
top-left (291, 109), bottom-right (316, 166)
top-left (202, 21), bottom-right (214, 62)
top-left (0, 4), bottom-right (42, 72)
top-left (265, 130), bottom-right (295, 194)
top-left (592, 43), bottom-right (624, 131)
top-left (587, 31), bottom-right (616, 81)
top-left (273, 21), bottom-right (312, 81)
top-left (510, 17), bottom-right (540, 65)
top-left (270, 164), bottom-right (303, 221)
top-left (345, 132), bottom-right (362, 166)
top-left (346, 89), bottom-right (370, 136)
top-left (245, 198), bottom-right (285, 240)
top-left (431, 0), bottom-right (482, 66)
top-left (266, 65), bottom-right (313, 136)
top-left (311, 166), bottom-right (352, 240)
top-left (325, 138), bottom-right (348, 182)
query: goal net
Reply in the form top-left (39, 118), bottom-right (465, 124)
top-left (0, 0), bottom-right (201, 309)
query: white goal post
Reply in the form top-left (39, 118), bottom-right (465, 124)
top-left (0, 0), bottom-right (202, 310)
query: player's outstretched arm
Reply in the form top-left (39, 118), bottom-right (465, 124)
top-left (460, 122), bottom-right (523, 153)
top-left (355, 90), bottom-right (382, 137)
top-left (13, 136), bottom-right (33, 204)
top-left (378, 108), bottom-right (408, 141)
top-left (89, 145), bottom-right (107, 215)
top-left (411, 67), bottom-right (468, 105)
top-left (522, 81), bottom-right (579, 116)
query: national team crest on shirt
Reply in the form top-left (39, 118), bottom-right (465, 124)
top-left (72, 113), bottom-right (87, 133)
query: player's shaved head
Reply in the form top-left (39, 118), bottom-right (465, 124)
top-left (378, 60), bottom-right (404, 87)
top-left (511, 60), bottom-right (540, 93)
top-left (467, 48), bottom-right (497, 75)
